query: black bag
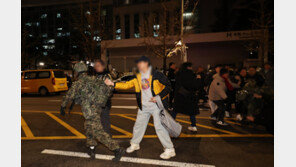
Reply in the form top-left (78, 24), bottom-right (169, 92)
top-left (178, 86), bottom-right (191, 96)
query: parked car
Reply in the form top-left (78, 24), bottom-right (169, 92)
top-left (21, 69), bottom-right (68, 96)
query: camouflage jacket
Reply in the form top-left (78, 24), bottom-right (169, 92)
top-left (61, 73), bottom-right (113, 109)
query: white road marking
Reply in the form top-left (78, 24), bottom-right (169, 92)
top-left (41, 149), bottom-right (215, 167)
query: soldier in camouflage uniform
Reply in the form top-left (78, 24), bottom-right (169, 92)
top-left (60, 62), bottom-right (124, 161)
top-left (93, 59), bottom-right (114, 135)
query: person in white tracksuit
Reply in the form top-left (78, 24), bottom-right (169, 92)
top-left (104, 56), bottom-right (175, 159)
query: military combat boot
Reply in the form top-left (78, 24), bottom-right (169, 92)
top-left (88, 146), bottom-right (96, 159)
top-left (112, 148), bottom-right (125, 162)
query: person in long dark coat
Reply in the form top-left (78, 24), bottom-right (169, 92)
top-left (171, 62), bottom-right (201, 132)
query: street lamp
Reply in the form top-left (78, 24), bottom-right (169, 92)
top-left (39, 62), bottom-right (45, 66)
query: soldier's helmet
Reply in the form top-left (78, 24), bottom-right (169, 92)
top-left (73, 62), bottom-right (88, 73)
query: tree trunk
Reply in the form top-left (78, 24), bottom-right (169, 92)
top-left (163, 56), bottom-right (167, 73)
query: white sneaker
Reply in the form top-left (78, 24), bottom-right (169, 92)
top-left (216, 121), bottom-right (229, 126)
top-left (160, 148), bottom-right (176, 159)
top-left (236, 114), bottom-right (243, 121)
top-left (188, 126), bottom-right (197, 132)
top-left (126, 143), bottom-right (140, 153)
top-left (210, 116), bottom-right (217, 120)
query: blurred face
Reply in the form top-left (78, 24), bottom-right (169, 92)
top-left (94, 62), bottom-right (105, 73)
top-left (215, 67), bottom-right (221, 73)
top-left (240, 69), bottom-right (247, 77)
top-left (137, 61), bottom-right (149, 72)
top-left (248, 67), bottom-right (256, 76)
top-left (264, 64), bottom-right (271, 70)
top-left (170, 64), bottom-right (176, 70)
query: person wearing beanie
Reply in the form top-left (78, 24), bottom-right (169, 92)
top-left (104, 56), bottom-right (176, 159)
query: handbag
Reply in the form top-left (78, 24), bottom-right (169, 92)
top-left (178, 86), bottom-right (191, 97)
top-left (155, 96), bottom-right (182, 138)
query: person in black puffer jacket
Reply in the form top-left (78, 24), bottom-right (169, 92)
top-left (171, 62), bottom-right (202, 132)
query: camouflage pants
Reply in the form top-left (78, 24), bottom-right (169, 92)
top-left (83, 105), bottom-right (120, 151)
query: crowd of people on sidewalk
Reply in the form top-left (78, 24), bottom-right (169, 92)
top-left (167, 61), bottom-right (274, 132)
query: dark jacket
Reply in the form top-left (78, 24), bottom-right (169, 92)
top-left (246, 73), bottom-right (265, 88)
top-left (174, 69), bottom-right (201, 115)
top-left (114, 69), bottom-right (171, 110)
top-left (167, 68), bottom-right (176, 89)
top-left (239, 75), bottom-right (247, 88)
top-left (96, 70), bottom-right (112, 109)
top-left (261, 69), bottom-right (274, 88)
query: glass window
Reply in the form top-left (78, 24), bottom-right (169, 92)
top-left (143, 13), bottom-right (149, 37)
top-left (124, 15), bottom-right (130, 39)
top-left (40, 14), bottom-right (47, 19)
top-left (115, 15), bottom-right (121, 40)
top-left (38, 71), bottom-right (50, 79)
top-left (24, 72), bottom-right (37, 79)
top-left (53, 71), bottom-right (66, 78)
top-left (134, 14), bottom-right (140, 38)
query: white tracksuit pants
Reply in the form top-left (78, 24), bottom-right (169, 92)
top-left (130, 108), bottom-right (174, 149)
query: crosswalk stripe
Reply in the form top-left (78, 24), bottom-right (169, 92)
top-left (21, 116), bottom-right (34, 138)
top-left (45, 112), bottom-right (85, 138)
top-left (41, 149), bottom-right (215, 167)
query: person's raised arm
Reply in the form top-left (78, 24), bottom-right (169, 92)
top-left (105, 77), bottom-right (136, 90)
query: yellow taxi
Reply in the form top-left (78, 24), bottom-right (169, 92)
top-left (21, 69), bottom-right (68, 95)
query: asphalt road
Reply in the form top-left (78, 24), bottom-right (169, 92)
top-left (21, 93), bottom-right (274, 167)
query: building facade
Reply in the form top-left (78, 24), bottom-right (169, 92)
top-left (22, 0), bottom-right (269, 71)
